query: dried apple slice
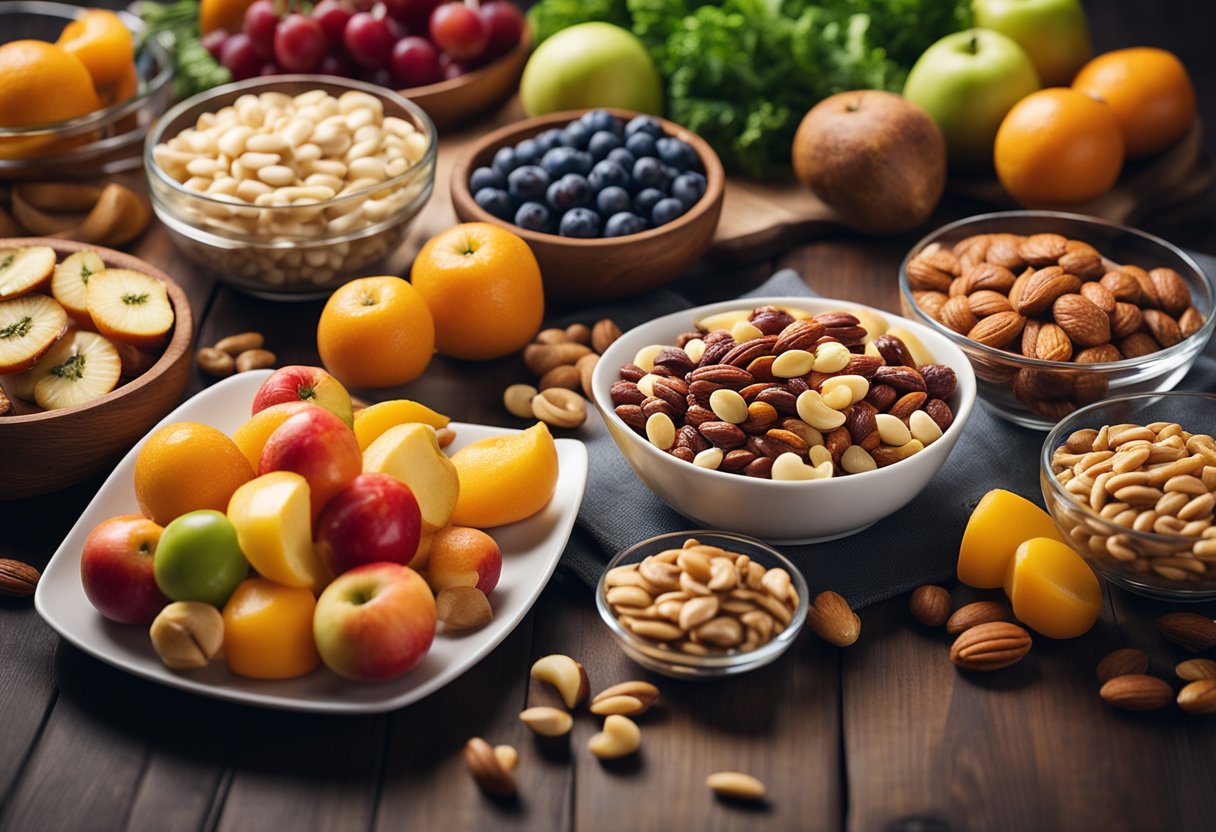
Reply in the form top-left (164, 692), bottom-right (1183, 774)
top-left (33, 330), bottom-right (121, 410)
top-left (0, 294), bottom-right (69, 373)
top-left (0, 246), bottom-right (56, 299)
top-left (51, 250), bottom-right (105, 322)
top-left (86, 268), bottom-right (174, 346)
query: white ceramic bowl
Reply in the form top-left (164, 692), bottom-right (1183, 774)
top-left (589, 296), bottom-right (977, 543)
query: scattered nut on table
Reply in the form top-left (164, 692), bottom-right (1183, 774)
top-left (464, 737), bottom-right (516, 798)
top-left (589, 681), bottom-right (659, 717)
top-left (530, 654), bottom-right (589, 709)
top-left (706, 771), bottom-right (767, 802)
top-left (518, 706), bottom-right (573, 737)
top-left (587, 714), bottom-right (641, 760)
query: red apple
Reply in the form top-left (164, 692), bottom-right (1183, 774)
top-left (252, 365), bottom-right (354, 428)
top-left (259, 407), bottom-right (362, 522)
top-left (313, 562), bottom-right (436, 681)
top-left (80, 514), bottom-right (169, 624)
top-left (315, 473), bottom-right (423, 577)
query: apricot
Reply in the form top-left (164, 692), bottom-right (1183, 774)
top-left (958, 489), bottom-right (1065, 589)
top-left (222, 578), bottom-right (320, 679)
top-left (426, 526), bottom-right (502, 594)
top-left (450, 422), bottom-right (559, 528)
top-left (353, 399), bottom-right (450, 451)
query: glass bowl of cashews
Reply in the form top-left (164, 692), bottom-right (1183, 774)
top-left (597, 531), bottom-right (809, 678)
top-left (144, 75), bottom-right (436, 299)
top-left (1042, 391), bottom-right (1216, 601)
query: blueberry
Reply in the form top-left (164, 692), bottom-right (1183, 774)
top-left (596, 185), bottom-right (632, 216)
top-left (559, 207), bottom-right (602, 238)
top-left (469, 166), bottom-right (504, 193)
top-left (546, 173), bottom-right (593, 211)
top-left (514, 138), bottom-right (542, 165)
top-left (606, 147), bottom-right (636, 170)
top-left (560, 120), bottom-right (592, 149)
top-left (507, 165), bottom-right (549, 202)
top-left (541, 146), bottom-right (581, 178)
top-left (651, 197), bottom-right (686, 227)
top-left (588, 130), bottom-right (622, 161)
top-left (604, 212), bottom-right (647, 237)
top-left (672, 172), bottom-right (707, 208)
top-left (625, 132), bottom-right (656, 159)
top-left (656, 137), bottom-right (694, 169)
top-left (534, 128), bottom-right (564, 154)
top-left (514, 201), bottom-right (552, 233)
top-left (633, 187), bottom-right (663, 217)
top-left (624, 115), bottom-right (663, 138)
top-left (581, 109), bottom-right (621, 135)
top-left (633, 156), bottom-right (665, 190)
top-left (474, 187), bottom-right (514, 220)
top-left (492, 146), bottom-right (520, 175)
top-left (571, 150), bottom-right (594, 176)
top-left (588, 159), bottom-right (629, 191)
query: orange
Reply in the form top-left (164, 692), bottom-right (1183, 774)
top-left (1072, 47), bottom-right (1196, 159)
top-left (411, 223), bottom-right (544, 361)
top-left (222, 578), bottom-right (320, 679)
top-left (0, 41), bottom-right (101, 128)
top-left (449, 422), bottom-right (559, 528)
top-left (56, 9), bottom-right (135, 90)
top-left (993, 88), bottom-right (1124, 206)
top-left (200, 0), bottom-right (258, 35)
top-left (98, 60), bottom-right (138, 108)
top-left (317, 275), bottom-right (435, 388)
top-left (134, 421), bottom-right (255, 526)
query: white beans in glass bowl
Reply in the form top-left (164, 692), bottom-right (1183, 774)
top-left (144, 75), bottom-right (436, 299)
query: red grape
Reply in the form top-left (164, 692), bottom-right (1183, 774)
top-left (390, 36), bottom-right (442, 87)
top-left (242, 0), bottom-right (280, 59)
top-left (259, 62), bottom-right (279, 76)
top-left (274, 14), bottom-right (326, 72)
top-left (429, 2), bottom-right (489, 62)
top-left (318, 53), bottom-right (356, 78)
top-left (441, 55), bottom-right (470, 80)
top-left (479, 1), bottom-right (524, 57)
top-left (383, 0), bottom-right (442, 33)
top-left (361, 67), bottom-right (393, 87)
top-left (310, 0), bottom-right (353, 50)
top-left (344, 11), bottom-right (396, 69)
top-left (200, 28), bottom-right (229, 61)
top-left (221, 32), bottom-right (263, 81)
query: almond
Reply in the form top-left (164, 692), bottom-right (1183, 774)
top-left (1053, 293), bottom-right (1111, 347)
top-left (1074, 344), bottom-right (1122, 364)
top-left (1100, 270), bottom-right (1143, 303)
top-left (1007, 267), bottom-right (1035, 308)
top-left (948, 275), bottom-right (970, 297)
top-left (953, 234), bottom-right (992, 270)
top-left (1179, 306), bottom-right (1206, 339)
top-left (985, 233), bottom-right (1026, 270)
top-left (1176, 658), bottom-right (1216, 681)
top-left (1123, 264), bottom-right (1159, 307)
top-left (1096, 647), bottom-right (1149, 684)
top-left (1021, 318), bottom-right (1042, 357)
top-left (1111, 302), bottom-right (1143, 338)
top-left (1058, 240), bottom-right (1105, 279)
top-left (914, 290), bottom-right (949, 321)
top-left (1099, 674), bottom-right (1174, 711)
top-left (939, 295), bottom-right (977, 334)
top-left (966, 311), bottom-right (1026, 349)
top-left (872, 365), bottom-right (926, 393)
top-left (1034, 323), bottom-right (1073, 362)
top-left (909, 585), bottom-right (951, 627)
top-left (1177, 679), bottom-right (1216, 715)
top-left (1157, 612), bottom-right (1216, 652)
top-left (591, 319), bottom-right (622, 354)
top-left (807, 590), bottom-right (860, 647)
top-left (968, 290), bottom-right (1013, 318)
top-left (464, 737), bottom-right (516, 798)
top-left (1149, 268), bottom-right (1191, 313)
top-left (1019, 233), bottom-right (1069, 266)
top-left (1119, 332), bottom-right (1160, 359)
top-left (950, 621), bottom-right (1032, 671)
top-left (0, 558), bottom-right (40, 597)
top-left (1142, 309), bottom-right (1182, 348)
top-left (945, 600), bottom-right (1013, 636)
top-left (963, 261), bottom-right (1017, 294)
top-left (1016, 266), bottom-right (1082, 316)
top-left (907, 245), bottom-right (956, 292)
top-left (1079, 281), bottom-right (1116, 315)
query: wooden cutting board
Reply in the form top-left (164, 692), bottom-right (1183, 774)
top-left (412, 101), bottom-right (1211, 265)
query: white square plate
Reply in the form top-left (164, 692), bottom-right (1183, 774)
top-left (35, 370), bottom-right (588, 714)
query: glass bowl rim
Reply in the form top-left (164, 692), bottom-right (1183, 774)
top-left (1041, 390), bottom-right (1216, 547)
top-left (898, 209), bottom-right (1216, 371)
top-left (594, 529), bottom-right (809, 670)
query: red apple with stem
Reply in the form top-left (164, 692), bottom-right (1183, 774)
top-left (80, 514), bottom-right (169, 624)
top-left (315, 473), bottom-right (423, 577)
top-left (259, 407), bottom-right (362, 523)
top-left (252, 365), bottom-right (354, 428)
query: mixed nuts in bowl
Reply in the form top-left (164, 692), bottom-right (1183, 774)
top-left (900, 211), bottom-right (1214, 430)
top-left (588, 296), bottom-right (976, 543)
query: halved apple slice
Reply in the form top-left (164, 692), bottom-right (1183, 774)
top-left (0, 294), bottom-right (68, 373)
top-left (86, 268), bottom-right (174, 346)
top-left (51, 250), bottom-right (105, 322)
top-left (33, 330), bottom-right (121, 410)
top-left (227, 471), bottom-right (329, 591)
top-left (3, 326), bottom-right (77, 399)
top-left (0, 247), bottom-right (56, 299)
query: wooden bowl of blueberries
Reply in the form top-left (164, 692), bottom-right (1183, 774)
top-left (450, 108), bottom-right (725, 302)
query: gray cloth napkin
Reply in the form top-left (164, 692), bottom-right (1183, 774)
top-left (554, 262), bottom-right (1216, 609)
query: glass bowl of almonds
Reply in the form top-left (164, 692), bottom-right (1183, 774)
top-left (144, 75), bottom-right (436, 299)
top-left (596, 531), bottom-right (809, 678)
top-left (900, 211), bottom-right (1214, 430)
top-left (1042, 392), bottom-right (1216, 600)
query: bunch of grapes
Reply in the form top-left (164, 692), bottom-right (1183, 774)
top-left (203, 0), bottom-right (525, 87)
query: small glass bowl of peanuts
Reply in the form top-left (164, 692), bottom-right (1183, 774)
top-left (1042, 392), bottom-right (1216, 600)
top-left (144, 75), bottom-right (436, 299)
top-left (596, 531), bottom-right (809, 678)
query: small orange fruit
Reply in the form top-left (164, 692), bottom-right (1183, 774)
top-left (134, 421), bottom-right (255, 526)
top-left (317, 275), bottom-right (435, 388)
top-left (222, 577), bottom-right (320, 679)
top-left (56, 9), bottom-right (135, 90)
top-left (200, 0), bottom-right (258, 35)
top-left (0, 40), bottom-right (101, 128)
top-left (411, 223), bottom-right (544, 361)
top-left (1072, 47), bottom-right (1196, 159)
top-left (994, 88), bottom-right (1124, 206)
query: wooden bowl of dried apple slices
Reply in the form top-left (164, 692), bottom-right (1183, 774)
top-left (0, 238), bottom-right (192, 499)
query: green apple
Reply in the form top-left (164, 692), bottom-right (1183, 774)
top-left (520, 22), bottom-right (663, 117)
top-left (154, 510), bottom-right (249, 607)
top-left (972, 0), bottom-right (1091, 86)
top-left (903, 28), bottom-right (1041, 172)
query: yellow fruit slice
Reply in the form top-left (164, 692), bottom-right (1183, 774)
top-left (0, 246), bottom-right (56, 299)
top-left (33, 330), bottom-right (120, 410)
top-left (52, 250), bottom-right (104, 322)
top-left (0, 293), bottom-right (68, 374)
top-left (1006, 537), bottom-right (1102, 639)
top-left (3, 326), bottom-right (78, 399)
top-left (227, 471), bottom-right (328, 591)
top-left (450, 422), bottom-right (559, 528)
top-left (958, 489), bottom-right (1066, 589)
top-left (86, 268), bottom-right (174, 346)
top-left (353, 399), bottom-right (451, 451)
top-left (363, 423), bottom-right (460, 532)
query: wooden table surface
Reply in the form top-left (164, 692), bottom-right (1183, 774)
top-left (4, 2), bottom-right (1216, 830)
